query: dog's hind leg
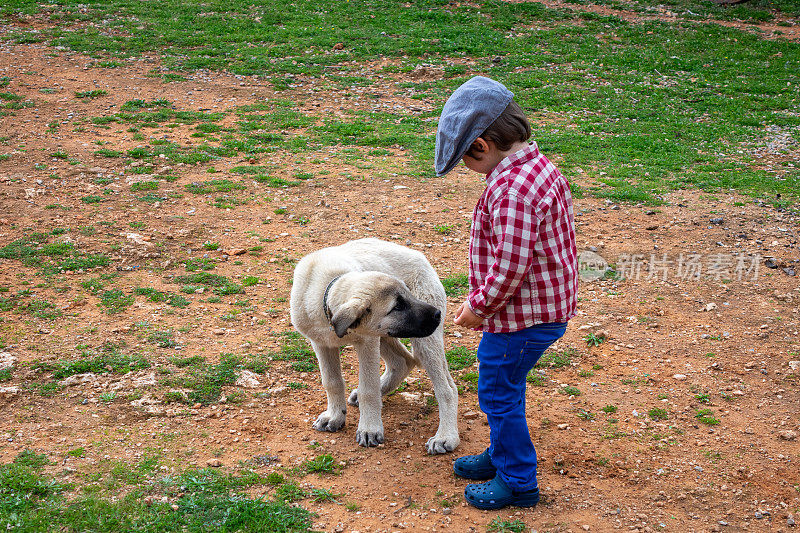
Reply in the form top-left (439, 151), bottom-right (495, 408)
top-left (413, 332), bottom-right (460, 455)
top-left (348, 337), bottom-right (416, 406)
top-left (311, 342), bottom-right (348, 433)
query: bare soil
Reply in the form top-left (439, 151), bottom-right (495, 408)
top-left (1, 9), bottom-right (799, 533)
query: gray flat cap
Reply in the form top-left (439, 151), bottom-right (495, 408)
top-left (434, 76), bottom-right (514, 176)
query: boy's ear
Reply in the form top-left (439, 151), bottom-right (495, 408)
top-left (470, 137), bottom-right (490, 157)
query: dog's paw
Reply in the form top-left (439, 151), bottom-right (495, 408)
top-left (355, 427), bottom-right (384, 447)
top-left (347, 389), bottom-right (359, 407)
top-left (425, 433), bottom-right (460, 455)
top-left (312, 411), bottom-right (346, 433)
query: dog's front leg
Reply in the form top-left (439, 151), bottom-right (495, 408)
top-left (353, 336), bottom-right (384, 447)
top-left (311, 342), bottom-right (347, 433)
top-left (414, 334), bottom-right (460, 454)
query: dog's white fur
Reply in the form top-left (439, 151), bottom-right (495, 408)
top-left (290, 238), bottom-right (460, 454)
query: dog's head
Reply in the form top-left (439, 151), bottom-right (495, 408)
top-left (328, 272), bottom-right (441, 339)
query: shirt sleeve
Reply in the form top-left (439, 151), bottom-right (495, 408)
top-left (468, 191), bottom-right (539, 318)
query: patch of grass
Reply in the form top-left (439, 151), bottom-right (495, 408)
top-left (309, 488), bottom-right (342, 503)
top-left (47, 345), bottom-right (149, 380)
top-left (177, 353), bottom-right (245, 405)
top-left (271, 332), bottom-right (317, 372)
top-left (695, 408), bottom-right (720, 426)
top-left (601, 404), bottom-right (618, 414)
top-left (184, 258), bottom-right (215, 271)
top-left (80, 195), bottom-right (105, 204)
top-left (302, 454), bottom-right (339, 475)
top-left (445, 346), bottom-right (476, 371)
top-left (20, 298), bottom-right (62, 320)
top-left (148, 330), bottom-right (177, 349)
top-left (99, 289), bottom-right (134, 314)
top-left (134, 287), bottom-right (190, 308)
top-left (584, 333), bottom-right (605, 347)
top-left (440, 273), bottom-right (468, 298)
top-left (526, 370), bottom-right (547, 386)
top-left (648, 407), bottom-right (669, 421)
top-left (0, 450), bottom-right (312, 532)
top-left (487, 518), bottom-right (527, 533)
top-left (536, 347), bottom-right (576, 369)
top-left (130, 180), bottom-right (159, 192)
top-left (174, 272), bottom-right (242, 296)
top-left (74, 89), bottom-right (107, 99)
top-left (560, 385), bottom-right (581, 396)
top-left (185, 179), bottom-right (246, 195)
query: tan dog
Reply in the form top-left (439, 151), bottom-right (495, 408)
top-left (289, 238), bottom-right (460, 454)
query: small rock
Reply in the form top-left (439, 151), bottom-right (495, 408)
top-left (557, 423), bottom-right (569, 430)
top-left (710, 217), bottom-right (724, 225)
top-left (235, 370), bottom-right (261, 389)
top-left (783, 267), bottom-right (796, 276)
top-left (60, 373), bottom-right (98, 386)
top-left (268, 386), bottom-right (289, 397)
top-left (442, 508), bottom-right (452, 515)
top-left (0, 386), bottom-right (20, 398)
top-left (788, 361), bottom-right (800, 374)
top-left (673, 374), bottom-right (687, 381)
top-left (212, 328), bottom-right (225, 335)
top-left (702, 303), bottom-right (717, 312)
top-left (399, 391), bottom-right (422, 404)
top-left (0, 351), bottom-right (15, 371)
top-left (462, 410), bottom-right (480, 420)
top-left (764, 258), bottom-right (779, 269)
top-left (206, 458), bottom-right (222, 467)
top-left (787, 516), bottom-right (795, 527)
top-left (332, 42), bottom-right (344, 50)
top-left (131, 373), bottom-right (157, 388)
top-left (778, 430), bottom-right (797, 441)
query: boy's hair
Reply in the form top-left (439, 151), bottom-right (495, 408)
top-left (467, 100), bottom-right (531, 157)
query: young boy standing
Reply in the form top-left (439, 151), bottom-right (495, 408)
top-left (436, 76), bottom-right (578, 510)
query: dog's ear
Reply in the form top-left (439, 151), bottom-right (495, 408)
top-left (330, 298), bottom-right (370, 338)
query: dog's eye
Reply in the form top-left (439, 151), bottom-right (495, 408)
top-left (392, 299), bottom-right (406, 312)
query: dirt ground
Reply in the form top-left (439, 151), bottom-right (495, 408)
top-left (1, 6), bottom-right (799, 533)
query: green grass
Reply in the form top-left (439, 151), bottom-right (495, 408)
top-left (440, 274), bottom-right (469, 298)
top-left (75, 89), bottom-right (107, 98)
top-left (445, 346), bottom-right (476, 371)
top-left (164, 353), bottom-right (265, 405)
top-left (648, 407), bottom-right (669, 421)
top-left (7, 0), bottom-right (793, 200)
top-left (134, 287), bottom-right (190, 308)
top-left (0, 450), bottom-right (313, 532)
top-left (695, 408), bottom-right (721, 426)
top-left (270, 332), bottom-right (317, 372)
top-left (40, 345), bottom-right (150, 380)
top-left (536, 347), bottom-right (576, 369)
top-left (301, 454), bottom-right (339, 475)
top-left (0, 232), bottom-right (110, 275)
top-left (487, 518), bottom-right (527, 533)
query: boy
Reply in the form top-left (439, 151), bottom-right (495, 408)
top-left (435, 76), bottom-right (578, 510)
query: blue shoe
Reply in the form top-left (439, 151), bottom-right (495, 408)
top-left (464, 474), bottom-right (539, 510)
top-left (453, 448), bottom-right (496, 480)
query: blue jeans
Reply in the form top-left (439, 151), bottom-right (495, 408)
top-left (477, 322), bottom-right (567, 491)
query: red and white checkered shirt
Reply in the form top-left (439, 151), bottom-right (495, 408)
top-left (467, 142), bottom-right (578, 333)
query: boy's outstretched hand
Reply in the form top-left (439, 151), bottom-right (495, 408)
top-left (453, 301), bottom-right (483, 329)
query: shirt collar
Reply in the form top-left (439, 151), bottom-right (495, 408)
top-left (485, 141), bottom-right (540, 184)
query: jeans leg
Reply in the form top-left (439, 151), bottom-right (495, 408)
top-left (477, 324), bottom-right (566, 491)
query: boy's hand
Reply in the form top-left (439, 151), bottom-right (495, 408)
top-left (453, 301), bottom-right (483, 329)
